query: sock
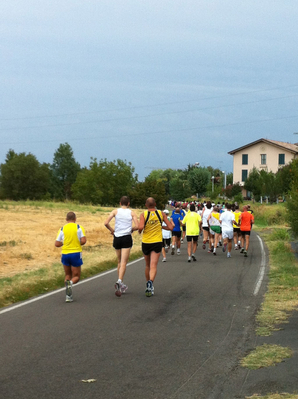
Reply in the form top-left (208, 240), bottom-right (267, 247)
top-left (117, 279), bottom-right (122, 284)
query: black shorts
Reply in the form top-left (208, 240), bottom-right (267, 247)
top-left (241, 230), bottom-right (251, 236)
top-left (203, 226), bottom-right (209, 232)
top-left (186, 235), bottom-right (199, 242)
top-left (182, 225), bottom-right (186, 232)
top-left (162, 238), bottom-right (171, 247)
top-left (233, 228), bottom-right (240, 233)
top-left (142, 242), bottom-right (163, 255)
top-left (172, 231), bottom-right (182, 238)
top-left (113, 234), bottom-right (133, 250)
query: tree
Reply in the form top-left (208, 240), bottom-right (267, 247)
top-left (0, 150), bottom-right (50, 200)
top-left (72, 158), bottom-right (138, 205)
top-left (169, 173), bottom-right (192, 200)
top-left (51, 143), bottom-right (81, 200)
top-left (187, 167), bottom-right (211, 196)
top-left (244, 167), bottom-right (262, 199)
top-left (128, 179), bottom-right (168, 209)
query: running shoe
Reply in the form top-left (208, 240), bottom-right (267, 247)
top-left (181, 239), bottom-right (183, 244)
top-left (244, 250), bottom-right (248, 257)
top-left (240, 248), bottom-right (245, 254)
top-left (238, 241), bottom-right (241, 246)
top-left (145, 280), bottom-right (153, 297)
top-left (188, 257), bottom-right (191, 262)
top-left (162, 258), bottom-right (167, 262)
top-left (202, 241), bottom-right (206, 250)
top-left (227, 252), bottom-right (231, 258)
top-left (115, 282), bottom-right (122, 297)
top-left (171, 247), bottom-right (175, 255)
top-left (208, 249), bottom-right (212, 253)
top-left (213, 251), bottom-right (217, 256)
top-left (192, 255), bottom-right (197, 261)
top-left (234, 245), bottom-right (238, 250)
top-left (120, 283), bottom-right (128, 293)
top-left (65, 295), bottom-right (73, 303)
top-left (219, 241), bottom-right (222, 246)
top-left (223, 243), bottom-right (227, 253)
top-left (165, 246), bottom-right (169, 253)
top-left (177, 249), bottom-right (181, 255)
top-left (65, 280), bottom-right (72, 297)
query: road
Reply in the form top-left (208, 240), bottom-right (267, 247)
top-left (0, 232), bottom-right (267, 399)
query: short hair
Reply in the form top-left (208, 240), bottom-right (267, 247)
top-left (120, 196), bottom-right (130, 206)
top-left (66, 211), bottom-right (76, 221)
top-left (190, 204), bottom-right (195, 211)
top-left (146, 197), bottom-right (156, 208)
top-left (226, 203), bottom-right (231, 210)
top-left (235, 205), bottom-right (239, 210)
top-left (206, 201), bottom-right (212, 209)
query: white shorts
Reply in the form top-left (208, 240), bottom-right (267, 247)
top-left (222, 229), bottom-right (233, 240)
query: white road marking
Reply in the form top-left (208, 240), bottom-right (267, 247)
top-left (0, 257), bottom-right (144, 315)
top-left (253, 235), bottom-right (266, 296)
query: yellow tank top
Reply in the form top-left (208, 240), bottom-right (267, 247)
top-left (142, 210), bottom-right (163, 243)
top-left (233, 211), bottom-right (241, 228)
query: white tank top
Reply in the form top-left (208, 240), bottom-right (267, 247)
top-left (114, 208), bottom-right (132, 237)
top-left (202, 207), bottom-right (212, 227)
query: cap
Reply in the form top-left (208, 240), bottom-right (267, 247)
top-left (163, 209), bottom-right (169, 214)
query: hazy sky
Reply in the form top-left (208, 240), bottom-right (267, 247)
top-left (1, 1), bottom-right (298, 180)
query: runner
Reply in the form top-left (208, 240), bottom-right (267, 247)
top-left (232, 204), bottom-right (242, 250)
top-left (104, 196), bottom-right (139, 297)
top-left (181, 203), bottom-right (202, 262)
top-left (138, 197), bottom-right (173, 297)
top-left (201, 201), bottom-right (213, 252)
top-left (239, 205), bottom-right (255, 257)
top-left (219, 203), bottom-right (237, 258)
top-left (55, 211), bottom-right (86, 302)
top-left (161, 209), bottom-right (173, 262)
top-left (207, 206), bottom-right (221, 255)
top-left (170, 205), bottom-right (183, 255)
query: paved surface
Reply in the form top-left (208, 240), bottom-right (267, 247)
top-left (1, 231), bottom-right (293, 399)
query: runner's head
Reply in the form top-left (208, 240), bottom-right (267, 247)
top-left (190, 204), bottom-right (195, 211)
top-left (120, 196), bottom-right (130, 206)
top-left (66, 211), bottom-right (76, 221)
top-left (146, 197), bottom-right (156, 209)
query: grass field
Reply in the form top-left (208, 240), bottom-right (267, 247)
top-left (0, 200), bottom-right (143, 306)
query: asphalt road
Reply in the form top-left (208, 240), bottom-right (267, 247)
top-left (0, 232), bottom-right (268, 399)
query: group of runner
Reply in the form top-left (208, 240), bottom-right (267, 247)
top-left (55, 196), bottom-right (254, 302)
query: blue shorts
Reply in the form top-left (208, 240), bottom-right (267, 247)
top-left (61, 252), bottom-right (83, 267)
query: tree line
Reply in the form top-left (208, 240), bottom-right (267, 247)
top-left (0, 143), bottom-right (235, 208)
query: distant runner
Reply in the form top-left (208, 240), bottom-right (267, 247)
top-left (55, 211), bottom-right (86, 302)
top-left (239, 205), bottom-right (254, 257)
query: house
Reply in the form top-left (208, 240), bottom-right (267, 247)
top-left (228, 138), bottom-right (298, 197)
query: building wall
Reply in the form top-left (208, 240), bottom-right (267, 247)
top-left (233, 142), bottom-right (296, 185)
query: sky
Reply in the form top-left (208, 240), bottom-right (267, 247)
top-left (1, 1), bottom-right (298, 181)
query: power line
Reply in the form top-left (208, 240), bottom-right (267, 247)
top-left (0, 83), bottom-right (298, 122)
top-left (0, 94), bottom-right (297, 132)
top-left (2, 113), bottom-right (298, 146)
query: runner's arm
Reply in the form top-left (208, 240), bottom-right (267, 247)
top-left (138, 213), bottom-right (145, 234)
top-left (131, 211), bottom-right (139, 232)
top-left (104, 210), bottom-right (117, 235)
top-left (162, 212), bottom-right (174, 231)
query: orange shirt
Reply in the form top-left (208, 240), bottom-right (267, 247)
top-left (240, 211), bottom-right (254, 231)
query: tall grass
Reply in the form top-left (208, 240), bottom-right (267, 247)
top-left (247, 202), bottom-right (287, 228)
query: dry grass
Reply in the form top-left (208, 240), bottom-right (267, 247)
top-left (0, 202), bottom-right (143, 278)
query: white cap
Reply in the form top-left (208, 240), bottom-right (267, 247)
top-left (163, 209), bottom-right (169, 214)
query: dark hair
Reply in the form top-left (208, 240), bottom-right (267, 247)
top-left (120, 196), bottom-right (130, 206)
top-left (190, 204), bottom-right (195, 211)
top-left (226, 203), bottom-right (231, 210)
top-left (66, 211), bottom-right (76, 221)
top-left (206, 201), bottom-right (212, 209)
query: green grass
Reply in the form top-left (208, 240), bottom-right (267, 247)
top-left (0, 250), bottom-right (143, 308)
top-left (241, 344), bottom-right (292, 370)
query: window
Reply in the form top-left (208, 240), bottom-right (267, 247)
top-left (242, 169), bottom-right (248, 182)
top-left (279, 153), bottom-right (285, 165)
top-left (261, 154), bottom-right (266, 165)
top-left (242, 154), bottom-right (248, 165)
